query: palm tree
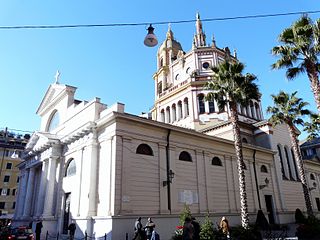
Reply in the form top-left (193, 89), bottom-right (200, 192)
top-left (271, 15), bottom-right (320, 112)
top-left (304, 113), bottom-right (320, 140)
top-left (267, 91), bottom-right (313, 216)
top-left (205, 60), bottom-right (260, 229)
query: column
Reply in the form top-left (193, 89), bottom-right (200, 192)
top-left (87, 131), bottom-right (99, 216)
top-left (23, 167), bottom-right (36, 218)
top-left (97, 139), bottom-right (111, 216)
top-left (17, 170), bottom-right (29, 218)
top-left (36, 161), bottom-right (48, 216)
top-left (43, 156), bottom-right (58, 217)
top-left (14, 172), bottom-right (24, 219)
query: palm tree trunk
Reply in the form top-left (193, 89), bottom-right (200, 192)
top-left (230, 102), bottom-right (249, 228)
top-left (287, 125), bottom-right (313, 216)
top-left (306, 62), bottom-right (320, 113)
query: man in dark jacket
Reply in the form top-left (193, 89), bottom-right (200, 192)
top-left (35, 221), bottom-right (43, 240)
top-left (68, 221), bottom-right (76, 240)
top-left (132, 217), bottom-right (143, 240)
top-left (145, 217), bottom-right (156, 240)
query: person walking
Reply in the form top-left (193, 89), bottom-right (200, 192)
top-left (151, 229), bottom-right (160, 240)
top-left (132, 217), bottom-right (144, 240)
top-left (219, 216), bottom-right (230, 239)
top-left (182, 217), bottom-right (194, 240)
top-left (35, 220), bottom-right (43, 240)
top-left (68, 221), bottom-right (76, 240)
top-left (191, 217), bottom-right (200, 240)
top-left (145, 217), bottom-right (155, 240)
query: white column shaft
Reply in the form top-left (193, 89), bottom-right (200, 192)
top-left (43, 157), bottom-right (57, 216)
top-left (23, 168), bottom-right (36, 217)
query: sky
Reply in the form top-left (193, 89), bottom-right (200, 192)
top-left (0, 1), bottom-right (319, 139)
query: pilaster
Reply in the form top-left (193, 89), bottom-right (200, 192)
top-left (43, 156), bottom-right (58, 217)
top-left (23, 167), bottom-right (36, 218)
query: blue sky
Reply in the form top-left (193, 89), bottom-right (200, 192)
top-left (0, 1), bottom-right (319, 139)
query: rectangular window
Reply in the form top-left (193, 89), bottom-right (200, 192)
top-left (6, 189), bottom-right (10, 196)
top-left (12, 202), bottom-right (15, 209)
top-left (316, 198), bottom-right (320, 211)
top-left (1, 189), bottom-right (7, 196)
top-left (0, 202), bottom-right (5, 209)
top-left (3, 176), bottom-right (10, 183)
top-left (17, 176), bottom-right (19, 183)
top-left (12, 189), bottom-right (16, 196)
top-left (6, 163), bottom-right (12, 170)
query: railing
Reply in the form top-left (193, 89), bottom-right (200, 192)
top-left (45, 231), bottom-right (108, 240)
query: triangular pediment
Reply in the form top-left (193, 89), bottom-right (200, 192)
top-left (36, 83), bottom-right (77, 116)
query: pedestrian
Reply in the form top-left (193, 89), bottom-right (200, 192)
top-left (182, 217), bottom-right (194, 240)
top-left (145, 217), bottom-right (155, 240)
top-left (68, 221), bottom-right (76, 240)
top-left (35, 220), bottom-right (43, 240)
top-left (219, 216), bottom-right (230, 239)
top-left (132, 217), bottom-right (144, 240)
top-left (151, 229), bottom-right (160, 240)
top-left (191, 217), bottom-right (200, 240)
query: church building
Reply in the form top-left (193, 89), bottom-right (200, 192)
top-left (13, 14), bottom-right (320, 239)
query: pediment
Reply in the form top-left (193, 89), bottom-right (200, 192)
top-left (36, 83), bottom-right (76, 116)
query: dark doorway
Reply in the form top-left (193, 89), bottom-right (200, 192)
top-left (62, 193), bottom-right (71, 234)
top-left (265, 195), bottom-right (275, 224)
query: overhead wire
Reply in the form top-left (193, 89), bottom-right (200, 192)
top-left (0, 10), bottom-right (319, 30)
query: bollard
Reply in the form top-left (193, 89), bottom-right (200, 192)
top-left (46, 230), bottom-right (48, 240)
top-left (126, 232), bottom-right (128, 240)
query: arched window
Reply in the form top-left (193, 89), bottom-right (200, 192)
top-left (261, 165), bottom-right (268, 173)
top-left (160, 57), bottom-right (163, 67)
top-left (47, 110), bottom-right (59, 132)
top-left (136, 144), bottom-right (154, 156)
top-left (160, 109), bottom-right (165, 122)
top-left (166, 106), bottom-right (171, 123)
top-left (212, 157), bottom-right (222, 166)
top-left (184, 98), bottom-right (189, 117)
top-left (209, 99), bottom-right (215, 113)
top-left (242, 138), bottom-right (248, 143)
top-left (172, 104), bottom-right (176, 122)
top-left (177, 101), bottom-right (183, 120)
top-left (250, 101), bottom-right (255, 119)
top-left (65, 159), bottom-right (76, 177)
top-left (277, 145), bottom-right (286, 179)
top-left (179, 151), bottom-right (192, 162)
top-left (255, 102), bottom-right (261, 120)
top-left (291, 148), bottom-right (300, 181)
top-left (284, 147), bottom-right (294, 180)
top-left (198, 94), bottom-right (205, 114)
top-left (310, 173), bottom-right (316, 180)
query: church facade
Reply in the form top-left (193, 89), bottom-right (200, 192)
top-left (13, 15), bottom-right (320, 239)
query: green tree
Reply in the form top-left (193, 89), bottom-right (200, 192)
top-left (304, 113), bottom-right (320, 140)
top-left (267, 91), bottom-right (313, 216)
top-left (179, 203), bottom-right (192, 226)
top-left (205, 60), bottom-right (260, 228)
top-left (272, 15), bottom-right (320, 112)
top-left (199, 214), bottom-right (214, 240)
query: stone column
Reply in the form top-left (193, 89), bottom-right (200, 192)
top-left (87, 131), bottom-right (99, 217)
top-left (36, 160), bottom-right (48, 216)
top-left (43, 156), bottom-right (58, 217)
top-left (97, 138), bottom-right (111, 216)
top-left (23, 167), bottom-right (36, 218)
top-left (14, 172), bottom-right (25, 219)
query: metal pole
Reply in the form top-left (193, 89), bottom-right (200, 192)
top-left (46, 230), bottom-right (48, 240)
top-left (125, 232), bottom-right (128, 240)
top-left (166, 129), bottom-right (171, 212)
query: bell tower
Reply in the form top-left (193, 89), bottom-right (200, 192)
top-left (151, 14), bottom-right (264, 133)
